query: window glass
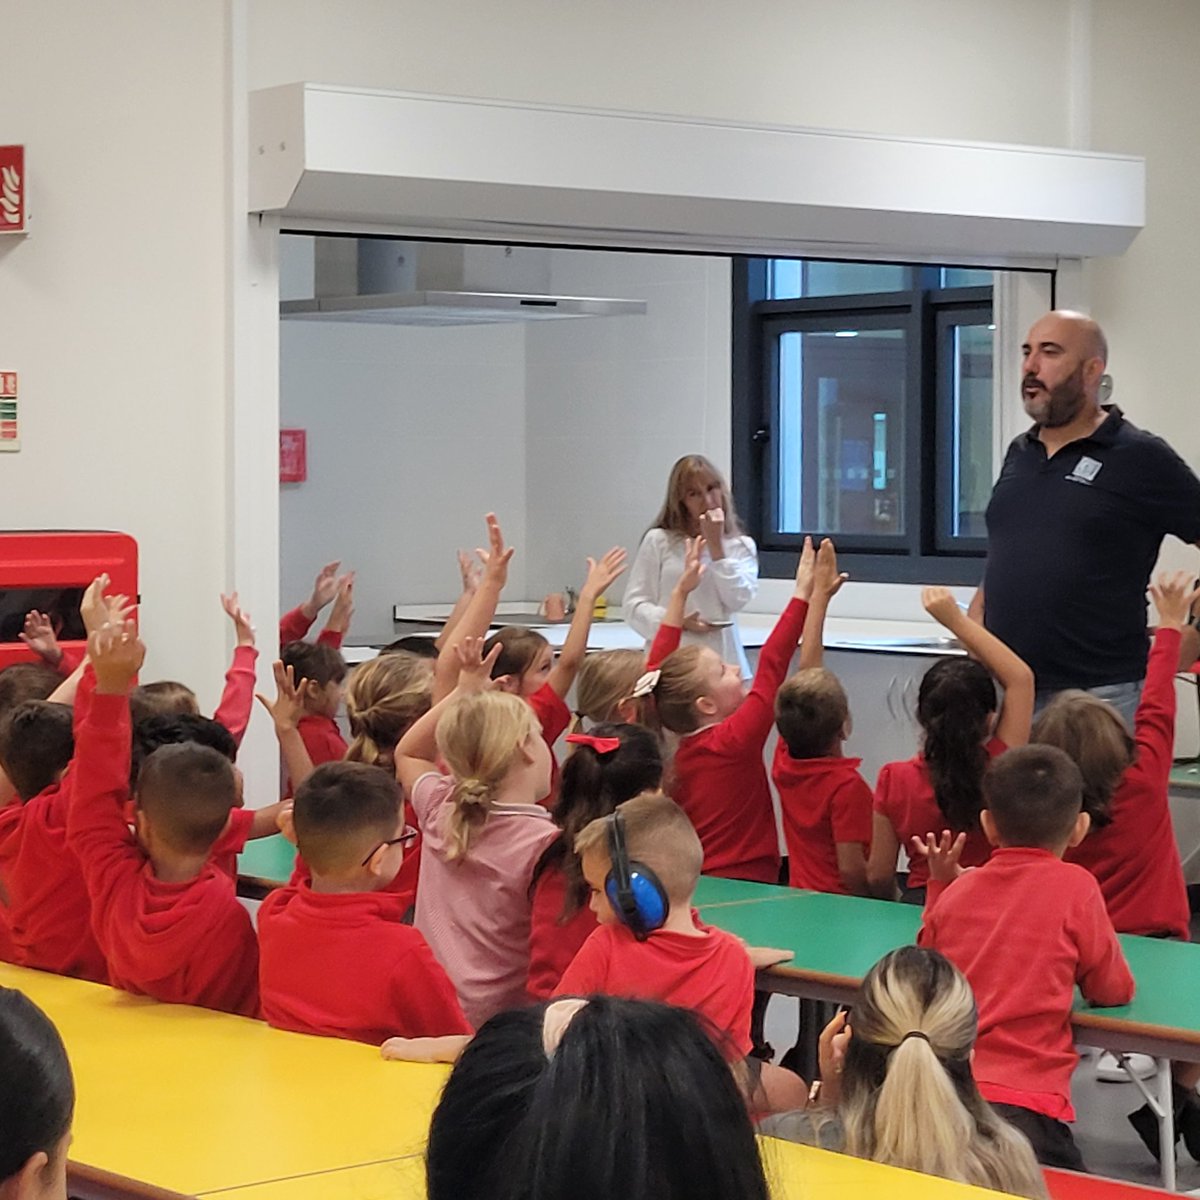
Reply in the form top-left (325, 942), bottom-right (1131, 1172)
top-left (776, 327), bottom-right (906, 536)
top-left (940, 267), bottom-right (994, 289)
top-left (768, 260), bottom-right (910, 300)
top-left (949, 323), bottom-right (994, 539)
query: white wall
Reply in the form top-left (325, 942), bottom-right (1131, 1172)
top-left (524, 250), bottom-right (731, 600)
top-left (279, 314), bottom-right (528, 642)
top-left (1, 2), bottom-right (231, 706)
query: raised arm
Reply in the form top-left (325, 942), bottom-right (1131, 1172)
top-left (432, 514), bottom-right (513, 703)
top-left (255, 661), bottom-right (315, 792)
top-left (646, 538), bottom-right (703, 668)
top-left (922, 587), bottom-right (1034, 749)
top-left (547, 547), bottom-right (628, 698)
top-left (434, 550), bottom-right (482, 651)
top-left (214, 592), bottom-right (258, 747)
top-left (319, 572), bottom-right (354, 648)
top-left (797, 538), bottom-right (847, 672)
top-left (280, 560), bottom-right (342, 646)
top-left (1137, 572), bottom-right (1200, 778)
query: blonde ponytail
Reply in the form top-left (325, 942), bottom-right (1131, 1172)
top-left (436, 691), bottom-right (539, 860)
top-left (840, 948), bottom-right (1047, 1200)
top-left (345, 653), bottom-right (434, 770)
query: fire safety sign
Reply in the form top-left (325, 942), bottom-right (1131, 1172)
top-left (0, 146), bottom-right (25, 234)
top-left (0, 373), bottom-right (18, 451)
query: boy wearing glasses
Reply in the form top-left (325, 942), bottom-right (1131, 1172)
top-left (259, 761), bottom-right (470, 1044)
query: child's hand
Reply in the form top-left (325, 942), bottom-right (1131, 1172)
top-left (88, 620), bottom-right (145, 695)
top-left (1150, 571), bottom-right (1200, 632)
top-left (255, 661), bottom-right (306, 733)
top-left (817, 1009), bottom-right (852, 1100)
top-left (793, 536), bottom-right (816, 600)
top-left (747, 944), bottom-right (794, 970)
top-left (20, 610), bottom-right (62, 664)
top-left (812, 538), bottom-right (849, 601)
top-left (325, 573), bottom-right (355, 633)
top-left (457, 549), bottom-right (482, 594)
top-left (922, 586), bottom-right (966, 630)
top-left (303, 560), bottom-right (342, 619)
top-left (476, 513), bottom-right (515, 589)
top-left (909, 829), bottom-right (968, 885)
top-left (676, 537), bottom-right (706, 597)
top-left (698, 507), bottom-right (725, 550)
top-left (220, 592), bottom-right (256, 648)
top-left (454, 636), bottom-right (503, 693)
top-left (81, 575), bottom-right (135, 636)
top-left (581, 546), bottom-right (628, 601)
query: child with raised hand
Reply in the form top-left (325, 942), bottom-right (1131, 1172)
top-left (483, 545), bottom-right (627, 801)
top-left (770, 540), bottom-right (869, 895)
top-left (279, 560), bottom-right (354, 648)
top-left (638, 537), bottom-right (818, 882)
top-left (257, 760), bottom-right (470, 1045)
top-left (1034, 571), bottom-right (1200, 1157)
top-left (918, 745), bottom-right (1134, 1169)
top-left (68, 618), bottom-right (259, 1016)
top-left (396, 636), bottom-right (558, 1029)
top-left (527, 724), bottom-right (664, 1000)
top-left (868, 585), bottom-right (1034, 902)
top-left (278, 639), bottom-right (348, 775)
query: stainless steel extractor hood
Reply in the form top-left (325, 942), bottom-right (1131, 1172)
top-left (279, 238), bottom-right (647, 326)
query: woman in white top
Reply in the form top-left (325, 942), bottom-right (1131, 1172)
top-left (624, 454), bottom-right (759, 677)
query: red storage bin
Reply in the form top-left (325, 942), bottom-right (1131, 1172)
top-left (0, 531), bottom-right (138, 670)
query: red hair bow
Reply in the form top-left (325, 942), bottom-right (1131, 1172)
top-left (565, 733), bottom-right (621, 755)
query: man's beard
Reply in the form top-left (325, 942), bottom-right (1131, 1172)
top-left (1023, 363), bottom-right (1088, 428)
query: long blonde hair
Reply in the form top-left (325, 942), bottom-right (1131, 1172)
top-left (650, 455), bottom-right (743, 537)
top-left (840, 947), bottom-right (1047, 1199)
top-left (435, 691), bottom-right (540, 861)
top-left (344, 653), bottom-right (433, 771)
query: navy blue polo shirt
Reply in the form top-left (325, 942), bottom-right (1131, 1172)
top-left (984, 406), bottom-right (1200, 691)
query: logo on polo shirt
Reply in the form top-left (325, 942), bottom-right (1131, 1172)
top-left (1066, 455), bottom-right (1103, 485)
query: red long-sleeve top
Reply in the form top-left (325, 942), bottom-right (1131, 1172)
top-left (920, 847), bottom-right (1134, 1120)
top-left (527, 683), bottom-right (571, 807)
top-left (212, 644), bottom-right (258, 748)
top-left (278, 607), bottom-right (344, 650)
top-left (527, 857), bottom-right (598, 1000)
top-left (0, 776), bottom-right (108, 982)
top-left (660, 598), bottom-right (808, 882)
top-left (1064, 627), bottom-right (1190, 939)
top-left (258, 882), bottom-right (470, 1044)
top-left (67, 691), bottom-right (260, 1017)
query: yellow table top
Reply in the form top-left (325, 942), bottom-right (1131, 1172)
top-left (0, 964), bottom-right (449, 1196)
top-left (205, 1140), bottom-right (1010, 1200)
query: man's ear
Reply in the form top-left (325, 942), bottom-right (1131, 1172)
top-left (979, 809), bottom-right (1001, 848)
top-left (1068, 810), bottom-right (1091, 848)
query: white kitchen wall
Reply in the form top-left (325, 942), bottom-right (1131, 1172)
top-left (278, 274), bottom-right (528, 641)
top-left (524, 250), bottom-right (732, 602)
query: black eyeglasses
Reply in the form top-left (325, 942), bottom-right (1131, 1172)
top-left (361, 824), bottom-right (419, 866)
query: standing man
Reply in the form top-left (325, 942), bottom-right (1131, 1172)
top-left (973, 310), bottom-right (1200, 723)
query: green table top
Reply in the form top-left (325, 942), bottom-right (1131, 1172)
top-left (693, 876), bottom-right (1200, 1055)
top-left (237, 834), bottom-right (296, 885)
top-left (1170, 761), bottom-right (1200, 791)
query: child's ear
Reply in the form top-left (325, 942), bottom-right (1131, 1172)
top-left (278, 805), bottom-right (298, 847)
top-left (615, 697), bottom-right (637, 723)
top-left (8, 1150), bottom-right (51, 1200)
top-left (979, 808), bottom-right (1001, 848)
top-left (695, 695), bottom-right (718, 718)
top-left (1068, 810), bottom-right (1091, 848)
top-left (841, 714), bottom-right (853, 740)
top-left (494, 674), bottom-right (517, 694)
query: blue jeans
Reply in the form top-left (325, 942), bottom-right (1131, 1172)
top-left (1033, 679), bottom-right (1144, 728)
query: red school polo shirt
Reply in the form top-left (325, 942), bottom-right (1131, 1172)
top-left (771, 748), bottom-right (873, 894)
top-left (527, 857), bottom-right (598, 1001)
top-left (258, 883), bottom-right (471, 1044)
top-left (554, 913), bottom-right (754, 1060)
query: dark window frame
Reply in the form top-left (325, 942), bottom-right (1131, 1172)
top-left (731, 258), bottom-right (1028, 585)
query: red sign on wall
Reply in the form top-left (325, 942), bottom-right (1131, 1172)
top-left (0, 372), bottom-right (18, 452)
top-left (0, 146), bottom-right (25, 235)
top-left (280, 428), bottom-right (307, 483)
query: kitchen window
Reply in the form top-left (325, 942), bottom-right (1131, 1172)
top-left (731, 258), bottom-right (1046, 584)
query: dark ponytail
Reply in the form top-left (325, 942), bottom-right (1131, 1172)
top-left (917, 659), bottom-right (997, 833)
top-left (0, 988), bottom-right (74, 1182)
top-left (529, 723), bottom-right (663, 918)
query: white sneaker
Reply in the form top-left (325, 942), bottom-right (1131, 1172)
top-left (1095, 1050), bottom-right (1158, 1082)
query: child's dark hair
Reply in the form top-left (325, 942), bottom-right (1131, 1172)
top-left (530, 723), bottom-right (663, 919)
top-left (131, 713), bottom-right (237, 791)
top-left (129, 680), bottom-right (200, 726)
top-left (381, 635), bottom-right (440, 660)
top-left (775, 668), bottom-right (848, 759)
top-left (0, 701), bottom-right (74, 802)
top-left (483, 627), bottom-right (550, 684)
top-left (136, 743), bottom-right (238, 856)
top-left (917, 658), bottom-right (998, 833)
top-left (426, 996), bottom-right (769, 1200)
top-left (292, 761), bottom-right (401, 874)
top-left (280, 640), bottom-right (347, 689)
top-left (1031, 691), bottom-right (1134, 829)
top-left (0, 664), bottom-right (62, 720)
top-left (0, 988), bottom-right (74, 1183)
top-left (983, 744), bottom-right (1083, 849)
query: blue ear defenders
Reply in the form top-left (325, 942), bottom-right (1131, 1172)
top-left (604, 809), bottom-right (669, 941)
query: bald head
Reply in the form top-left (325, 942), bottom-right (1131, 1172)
top-left (1021, 310), bottom-right (1109, 427)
